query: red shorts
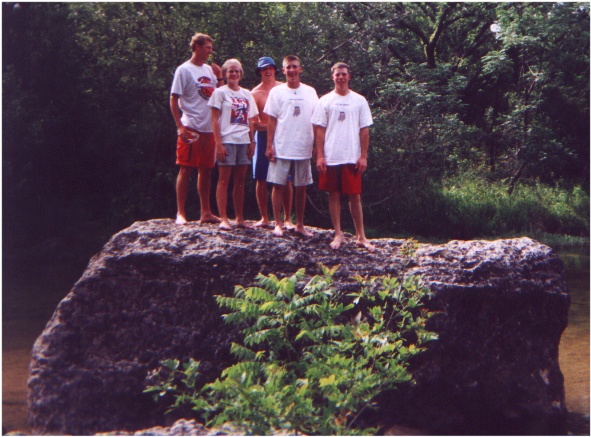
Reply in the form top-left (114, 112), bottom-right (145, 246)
top-left (176, 129), bottom-right (215, 169)
top-left (318, 164), bottom-right (362, 195)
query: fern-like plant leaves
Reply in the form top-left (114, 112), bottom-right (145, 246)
top-left (145, 266), bottom-right (436, 436)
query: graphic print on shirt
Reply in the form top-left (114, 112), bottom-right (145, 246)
top-left (196, 76), bottom-right (215, 100)
top-left (335, 102), bottom-right (349, 122)
top-left (230, 97), bottom-right (249, 125)
top-left (290, 97), bottom-right (304, 117)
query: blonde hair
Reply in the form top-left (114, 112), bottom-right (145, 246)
top-left (331, 62), bottom-right (350, 75)
top-left (221, 59), bottom-right (243, 78)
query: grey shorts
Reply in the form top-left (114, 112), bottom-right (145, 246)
top-left (266, 158), bottom-right (312, 187)
top-left (217, 144), bottom-right (251, 166)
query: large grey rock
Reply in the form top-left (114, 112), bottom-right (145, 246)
top-left (27, 219), bottom-right (569, 435)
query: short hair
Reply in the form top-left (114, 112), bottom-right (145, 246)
top-left (221, 58), bottom-right (243, 78)
top-left (282, 55), bottom-right (301, 67)
top-left (190, 33), bottom-right (213, 52)
top-left (331, 62), bottom-right (351, 75)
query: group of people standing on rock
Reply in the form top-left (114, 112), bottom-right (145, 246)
top-left (171, 32), bottom-right (375, 253)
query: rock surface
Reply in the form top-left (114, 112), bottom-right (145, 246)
top-left (28, 219), bottom-right (570, 435)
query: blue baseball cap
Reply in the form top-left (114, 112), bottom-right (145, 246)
top-left (255, 57), bottom-right (279, 76)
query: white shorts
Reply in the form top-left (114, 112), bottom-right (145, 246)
top-left (266, 158), bottom-right (312, 187)
top-left (217, 144), bottom-right (251, 166)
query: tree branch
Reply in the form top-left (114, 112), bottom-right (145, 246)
top-left (315, 30), bottom-right (367, 64)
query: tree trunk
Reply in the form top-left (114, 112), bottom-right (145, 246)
top-left (507, 160), bottom-right (527, 195)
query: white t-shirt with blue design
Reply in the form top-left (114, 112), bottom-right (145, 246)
top-left (264, 83), bottom-right (319, 160)
top-left (312, 90), bottom-right (373, 165)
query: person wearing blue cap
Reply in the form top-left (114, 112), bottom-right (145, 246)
top-left (251, 57), bottom-right (294, 229)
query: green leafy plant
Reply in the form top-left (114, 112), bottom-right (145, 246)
top-left (145, 265), bottom-right (436, 435)
top-left (400, 238), bottom-right (420, 259)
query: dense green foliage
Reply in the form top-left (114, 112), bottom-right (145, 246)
top-left (366, 173), bottom-right (589, 239)
top-left (3, 2), bottom-right (589, 251)
top-left (145, 265), bottom-right (435, 434)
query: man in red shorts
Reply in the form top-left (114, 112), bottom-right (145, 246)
top-left (170, 33), bottom-right (223, 224)
top-left (312, 62), bottom-right (375, 252)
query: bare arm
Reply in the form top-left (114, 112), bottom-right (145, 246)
top-left (211, 107), bottom-right (227, 162)
top-left (266, 116), bottom-right (277, 162)
top-left (170, 94), bottom-right (189, 141)
top-left (315, 125), bottom-right (327, 173)
top-left (356, 127), bottom-right (370, 173)
top-left (248, 116), bottom-right (256, 160)
top-left (212, 63), bottom-right (224, 88)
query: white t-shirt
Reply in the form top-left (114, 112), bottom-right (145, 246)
top-left (264, 83), bottom-right (319, 160)
top-left (311, 90), bottom-right (373, 165)
top-left (170, 61), bottom-right (218, 133)
top-left (208, 86), bottom-right (259, 144)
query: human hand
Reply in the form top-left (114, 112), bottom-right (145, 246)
top-left (216, 144), bottom-right (228, 162)
top-left (355, 157), bottom-right (368, 174)
top-left (212, 62), bottom-right (222, 79)
top-left (265, 146), bottom-right (275, 162)
top-left (247, 142), bottom-right (255, 160)
top-left (177, 125), bottom-right (190, 143)
top-left (316, 156), bottom-right (327, 174)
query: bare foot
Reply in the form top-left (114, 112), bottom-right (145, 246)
top-left (200, 213), bottom-right (221, 224)
top-left (272, 225), bottom-right (284, 237)
top-left (295, 225), bottom-right (313, 238)
top-left (330, 232), bottom-right (344, 250)
top-left (254, 219), bottom-right (271, 228)
top-left (356, 238), bottom-right (376, 253)
top-left (219, 220), bottom-right (232, 231)
top-left (175, 214), bottom-right (187, 225)
top-left (284, 221), bottom-right (295, 230)
top-left (236, 220), bottom-right (253, 229)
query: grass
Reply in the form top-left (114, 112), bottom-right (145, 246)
top-left (365, 174), bottom-right (589, 243)
top-left (441, 177), bottom-right (589, 238)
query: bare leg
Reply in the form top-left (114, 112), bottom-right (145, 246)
top-left (283, 179), bottom-right (294, 229)
top-left (294, 186), bottom-right (313, 237)
top-left (233, 165), bottom-right (251, 228)
top-left (216, 166), bottom-right (232, 230)
top-left (328, 192), bottom-right (344, 249)
top-left (198, 167), bottom-right (221, 224)
top-left (271, 184), bottom-right (285, 236)
top-left (176, 166), bottom-right (191, 224)
top-left (255, 180), bottom-right (270, 227)
top-left (349, 194), bottom-right (375, 252)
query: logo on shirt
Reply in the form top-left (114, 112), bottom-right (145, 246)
top-left (196, 76), bottom-right (214, 100)
top-left (335, 102), bottom-right (349, 122)
top-left (289, 97), bottom-right (304, 117)
top-left (230, 97), bottom-right (249, 125)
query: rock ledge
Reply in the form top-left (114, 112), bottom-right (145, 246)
top-left (28, 220), bottom-right (569, 435)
